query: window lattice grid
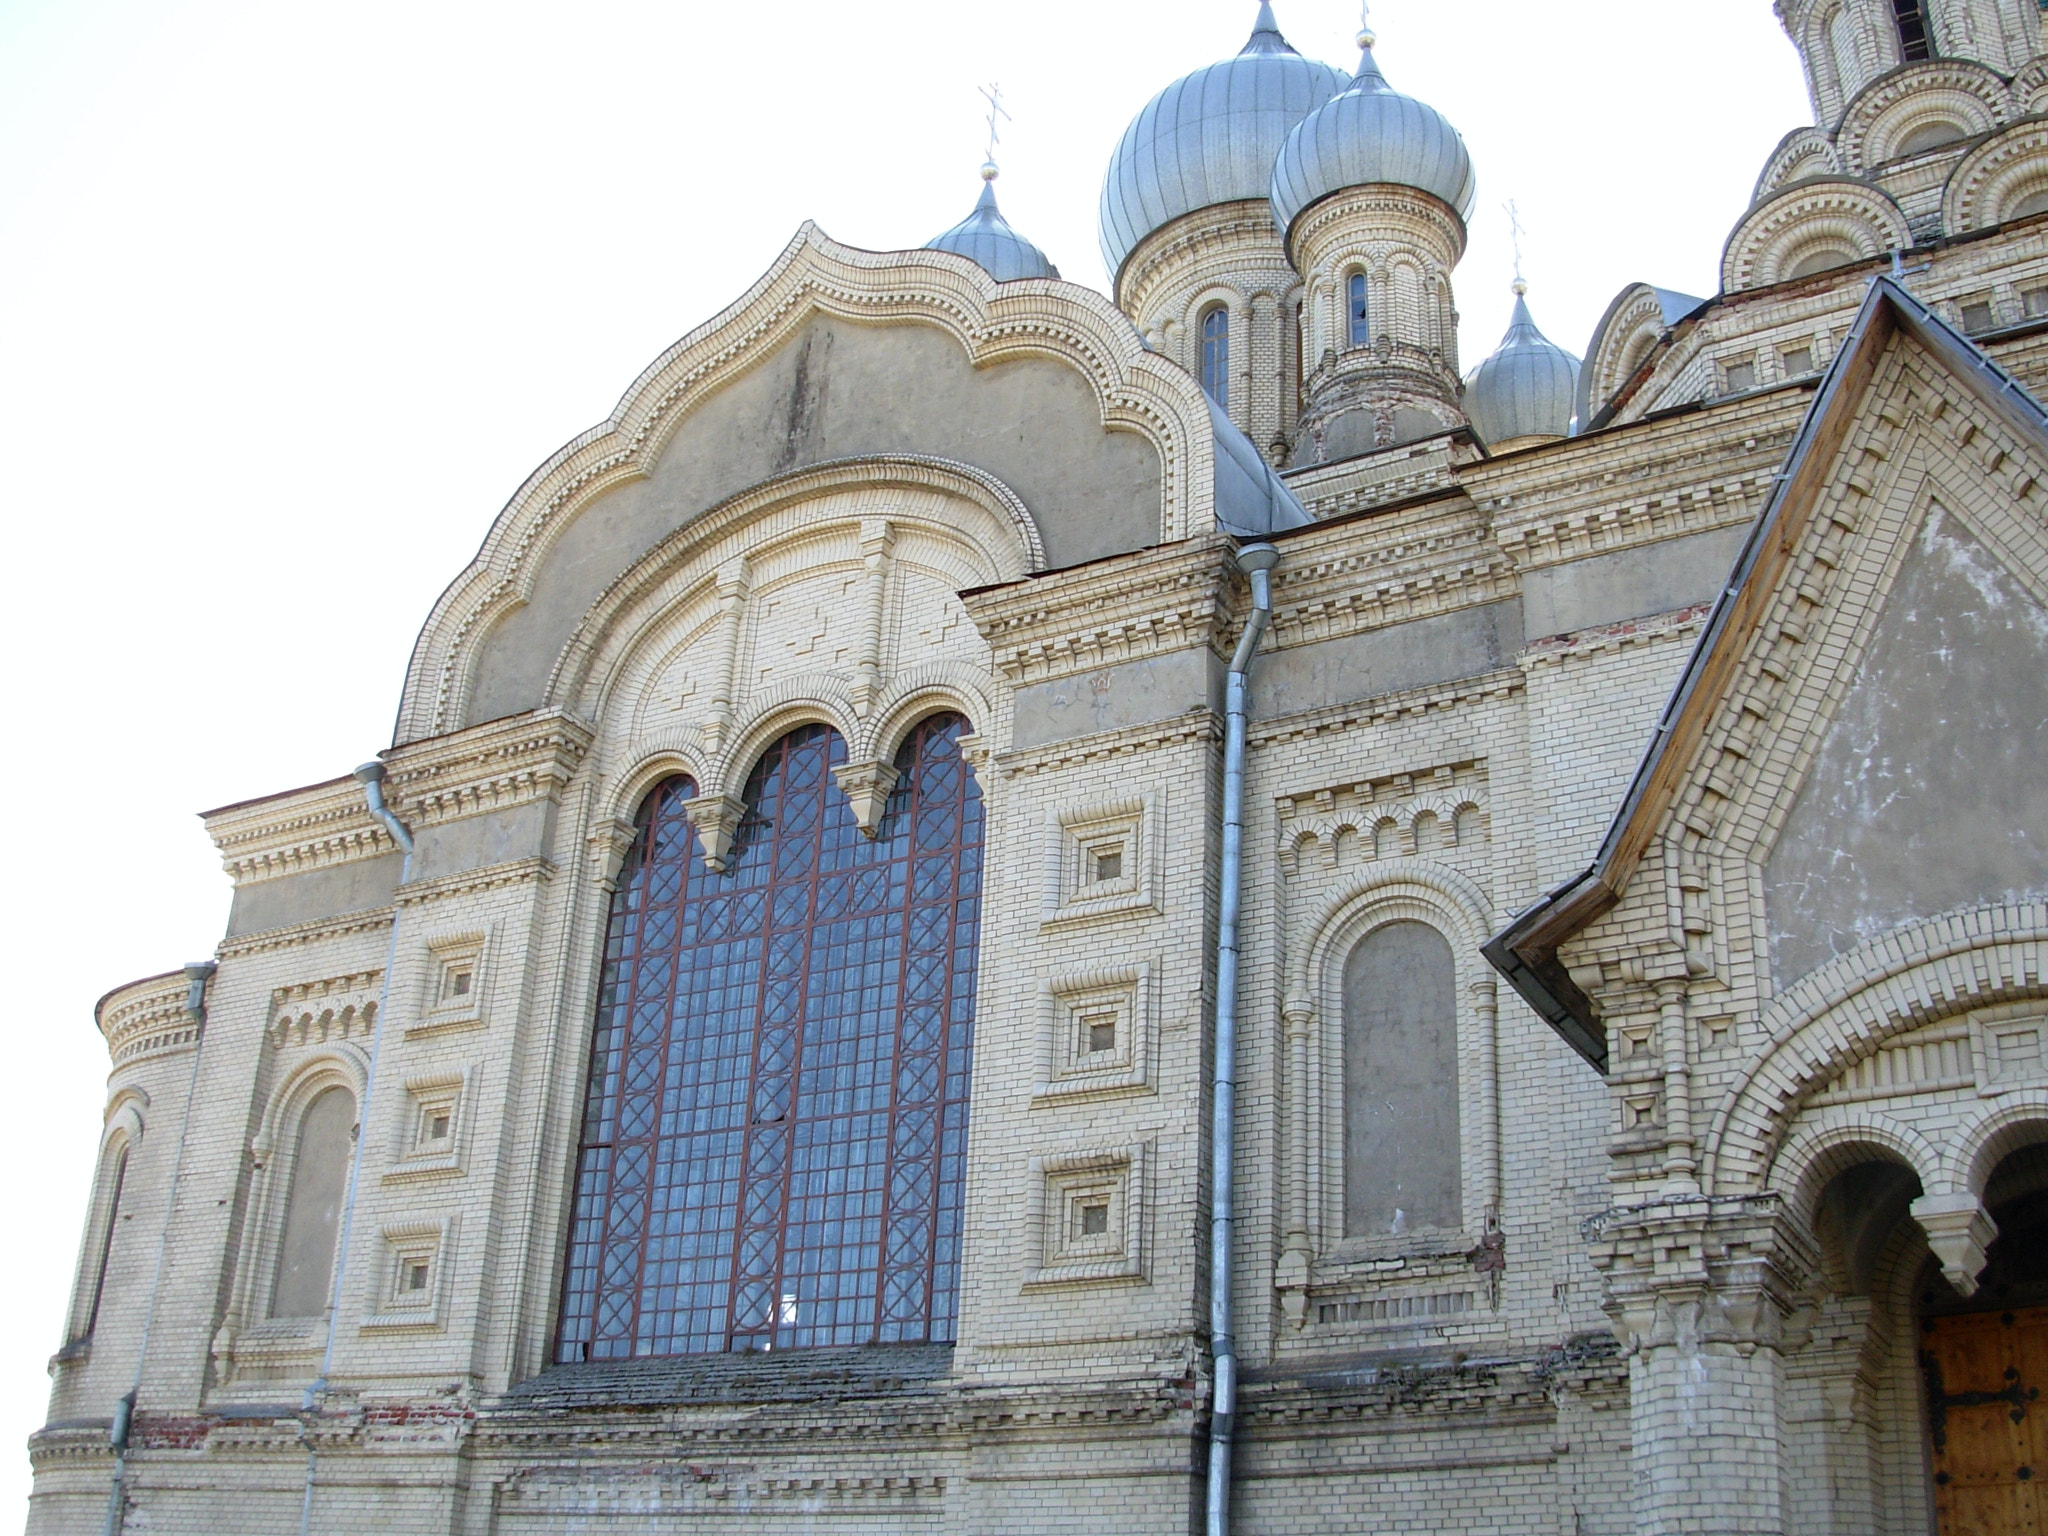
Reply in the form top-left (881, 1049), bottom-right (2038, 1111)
top-left (556, 716), bottom-right (982, 1360)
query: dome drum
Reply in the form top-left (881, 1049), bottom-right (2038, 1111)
top-left (1114, 202), bottom-right (1311, 453)
top-left (1289, 342), bottom-right (1464, 467)
top-left (1284, 180), bottom-right (1465, 468)
top-left (1290, 189), bottom-right (1465, 372)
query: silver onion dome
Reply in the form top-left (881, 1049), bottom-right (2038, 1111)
top-left (925, 166), bottom-right (1060, 283)
top-left (1098, 3), bottom-right (1349, 283)
top-left (1269, 29), bottom-right (1476, 242)
top-left (1463, 285), bottom-right (1581, 448)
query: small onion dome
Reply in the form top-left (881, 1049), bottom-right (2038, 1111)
top-left (1463, 284), bottom-right (1582, 449)
top-left (1099, 3), bottom-right (1349, 283)
top-left (926, 165), bottom-right (1060, 283)
top-left (1269, 28), bottom-right (1476, 243)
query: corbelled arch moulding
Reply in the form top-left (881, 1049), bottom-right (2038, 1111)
top-left (1942, 118), bottom-right (2048, 229)
top-left (1702, 902), bottom-right (2048, 1195)
top-left (1832, 59), bottom-right (2011, 172)
top-left (544, 455), bottom-right (1026, 727)
top-left (1753, 127), bottom-right (1843, 199)
top-left (1285, 859), bottom-right (1498, 1007)
top-left (394, 224), bottom-right (1224, 747)
top-left (547, 454), bottom-right (1014, 828)
top-left (1721, 178), bottom-right (1913, 291)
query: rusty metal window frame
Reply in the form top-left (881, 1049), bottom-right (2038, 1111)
top-left (556, 716), bottom-right (983, 1360)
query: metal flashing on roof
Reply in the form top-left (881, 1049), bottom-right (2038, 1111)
top-left (1209, 395), bottom-right (1313, 539)
top-left (1485, 276), bottom-right (2048, 1071)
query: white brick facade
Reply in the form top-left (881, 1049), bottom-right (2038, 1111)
top-left (30, 7), bottom-right (2048, 1533)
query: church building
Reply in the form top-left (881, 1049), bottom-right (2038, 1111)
top-left (30, 3), bottom-right (2048, 1531)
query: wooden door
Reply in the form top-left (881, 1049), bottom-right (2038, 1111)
top-left (1925, 1307), bottom-right (2048, 1535)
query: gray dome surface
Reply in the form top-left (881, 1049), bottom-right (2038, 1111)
top-left (926, 176), bottom-right (1060, 284)
top-left (1463, 290), bottom-right (1581, 448)
top-left (1270, 37), bottom-right (1475, 240)
top-left (1099, 4), bottom-right (1349, 283)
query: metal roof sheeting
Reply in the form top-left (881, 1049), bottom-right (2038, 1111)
top-left (1464, 292), bottom-right (1582, 448)
top-left (1270, 41), bottom-right (1476, 240)
top-left (1098, 6), bottom-right (1349, 284)
top-left (1209, 396), bottom-right (1313, 539)
top-left (925, 180), bottom-right (1060, 284)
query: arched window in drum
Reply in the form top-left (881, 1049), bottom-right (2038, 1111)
top-left (1348, 272), bottom-right (1370, 348)
top-left (1201, 306), bottom-right (1230, 408)
top-left (557, 715), bottom-right (983, 1359)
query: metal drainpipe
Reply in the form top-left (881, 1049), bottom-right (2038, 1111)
top-left (1207, 541), bottom-right (1279, 1536)
top-left (102, 960), bottom-right (217, 1536)
top-left (298, 762), bottom-right (413, 1536)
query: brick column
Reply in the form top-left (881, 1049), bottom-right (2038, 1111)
top-left (1588, 1194), bottom-right (1817, 1536)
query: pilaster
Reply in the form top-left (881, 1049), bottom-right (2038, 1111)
top-left (1588, 1193), bottom-right (1819, 1536)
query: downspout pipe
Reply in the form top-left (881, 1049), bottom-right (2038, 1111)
top-left (103, 959), bottom-right (216, 1536)
top-left (298, 762), bottom-right (413, 1536)
top-left (1207, 541), bottom-right (1279, 1536)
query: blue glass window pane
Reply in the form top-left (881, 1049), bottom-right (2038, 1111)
top-left (1349, 273), bottom-right (1370, 348)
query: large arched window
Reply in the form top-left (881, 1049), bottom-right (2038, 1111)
top-left (1200, 306), bottom-right (1230, 408)
top-left (1342, 922), bottom-right (1460, 1237)
top-left (1348, 272), bottom-right (1370, 348)
top-left (558, 714), bottom-right (983, 1360)
top-left (269, 1085), bottom-right (354, 1319)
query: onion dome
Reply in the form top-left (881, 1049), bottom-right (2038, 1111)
top-left (926, 164), bottom-right (1059, 283)
top-left (1269, 23), bottom-right (1476, 242)
top-left (1098, 3), bottom-right (1349, 282)
top-left (1462, 282), bottom-right (1582, 449)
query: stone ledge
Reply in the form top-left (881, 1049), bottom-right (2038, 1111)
top-left (489, 1343), bottom-right (956, 1412)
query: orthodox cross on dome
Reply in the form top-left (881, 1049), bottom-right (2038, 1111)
top-left (979, 82), bottom-right (1010, 179)
top-left (1358, 0), bottom-right (1375, 46)
top-left (1505, 199), bottom-right (1529, 295)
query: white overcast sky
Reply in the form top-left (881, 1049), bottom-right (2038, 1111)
top-left (0, 0), bottom-right (1810, 1516)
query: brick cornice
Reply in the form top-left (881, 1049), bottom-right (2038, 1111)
top-left (384, 710), bottom-right (592, 830)
top-left (205, 711), bottom-right (591, 887)
top-left (1266, 492), bottom-right (1515, 648)
top-left (1471, 391), bottom-right (1806, 572)
top-left (96, 973), bottom-right (196, 1067)
top-left (964, 535), bottom-right (1237, 687)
